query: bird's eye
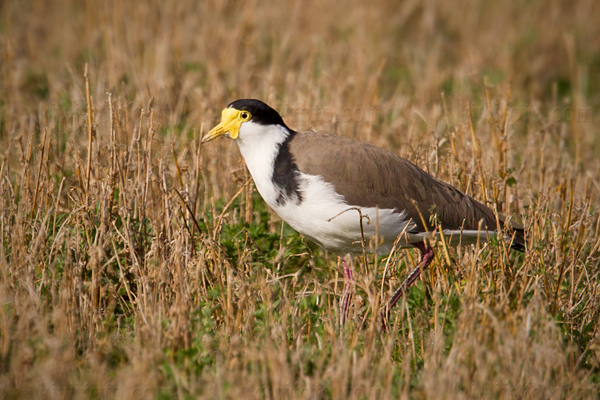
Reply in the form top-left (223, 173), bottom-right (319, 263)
top-left (240, 112), bottom-right (250, 120)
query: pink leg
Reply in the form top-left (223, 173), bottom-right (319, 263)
top-left (381, 242), bottom-right (435, 330)
top-left (340, 259), bottom-right (354, 326)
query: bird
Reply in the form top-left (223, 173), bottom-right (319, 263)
top-left (202, 99), bottom-right (525, 328)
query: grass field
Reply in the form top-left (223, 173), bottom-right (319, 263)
top-left (1, 0), bottom-right (600, 398)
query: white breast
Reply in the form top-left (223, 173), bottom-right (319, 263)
top-left (235, 122), bottom-right (290, 205)
top-left (271, 172), bottom-right (417, 254)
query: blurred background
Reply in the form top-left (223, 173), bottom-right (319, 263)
top-left (3, 0), bottom-right (600, 197)
top-left (1, 0), bottom-right (599, 398)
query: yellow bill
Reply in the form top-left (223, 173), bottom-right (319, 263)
top-left (202, 107), bottom-right (252, 143)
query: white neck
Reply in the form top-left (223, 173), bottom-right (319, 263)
top-left (235, 121), bottom-right (291, 206)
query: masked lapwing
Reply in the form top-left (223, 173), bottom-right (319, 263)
top-left (202, 99), bottom-right (525, 328)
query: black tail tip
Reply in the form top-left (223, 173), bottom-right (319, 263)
top-left (510, 242), bottom-right (526, 252)
top-left (509, 228), bottom-right (526, 252)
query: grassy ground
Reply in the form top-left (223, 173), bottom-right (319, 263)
top-left (1, 0), bottom-right (600, 398)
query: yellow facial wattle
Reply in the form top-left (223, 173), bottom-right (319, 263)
top-left (202, 108), bottom-right (252, 143)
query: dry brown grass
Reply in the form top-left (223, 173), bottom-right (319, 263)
top-left (1, 0), bottom-right (600, 398)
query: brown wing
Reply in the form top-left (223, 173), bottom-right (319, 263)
top-left (289, 132), bottom-right (524, 247)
